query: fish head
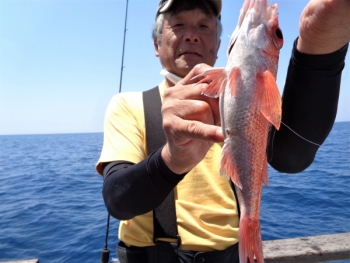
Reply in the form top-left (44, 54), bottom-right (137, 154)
top-left (227, 0), bottom-right (251, 56)
top-left (260, 3), bottom-right (284, 53)
top-left (227, 0), bottom-right (283, 66)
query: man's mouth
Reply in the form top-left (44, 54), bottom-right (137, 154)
top-left (179, 51), bottom-right (202, 57)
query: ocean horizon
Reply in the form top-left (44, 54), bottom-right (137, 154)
top-left (0, 122), bottom-right (349, 262)
top-left (1, 120), bottom-right (349, 137)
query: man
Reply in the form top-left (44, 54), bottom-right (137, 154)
top-left (96, 0), bottom-right (349, 262)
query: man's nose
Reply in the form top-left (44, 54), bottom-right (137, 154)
top-left (184, 27), bottom-right (199, 43)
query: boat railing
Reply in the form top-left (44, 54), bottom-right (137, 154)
top-left (262, 232), bottom-right (350, 263)
top-left (2, 232), bottom-right (349, 263)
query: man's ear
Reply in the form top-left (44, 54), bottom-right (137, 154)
top-left (154, 38), bottom-right (160, 57)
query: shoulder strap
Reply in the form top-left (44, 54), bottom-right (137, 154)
top-left (143, 87), bottom-right (166, 153)
top-left (143, 86), bottom-right (180, 246)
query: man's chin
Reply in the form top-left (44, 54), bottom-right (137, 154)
top-left (175, 61), bottom-right (203, 76)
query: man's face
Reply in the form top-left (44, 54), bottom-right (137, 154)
top-left (154, 8), bottom-right (220, 78)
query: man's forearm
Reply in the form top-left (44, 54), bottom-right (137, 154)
top-left (102, 147), bottom-right (185, 220)
top-left (267, 39), bottom-right (348, 173)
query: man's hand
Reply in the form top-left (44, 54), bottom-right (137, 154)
top-left (161, 64), bottom-right (224, 175)
top-left (298, 0), bottom-right (350, 54)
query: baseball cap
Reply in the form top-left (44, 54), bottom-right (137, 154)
top-left (157, 0), bottom-right (222, 18)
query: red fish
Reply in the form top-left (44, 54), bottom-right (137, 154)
top-left (197, 0), bottom-right (283, 262)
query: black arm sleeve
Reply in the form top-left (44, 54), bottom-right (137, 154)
top-left (102, 147), bottom-right (186, 220)
top-left (267, 39), bottom-right (348, 173)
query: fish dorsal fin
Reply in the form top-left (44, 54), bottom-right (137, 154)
top-left (199, 67), bottom-right (241, 98)
top-left (256, 70), bottom-right (281, 130)
top-left (197, 68), bottom-right (227, 98)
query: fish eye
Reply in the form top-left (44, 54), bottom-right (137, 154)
top-left (275, 28), bottom-right (283, 40)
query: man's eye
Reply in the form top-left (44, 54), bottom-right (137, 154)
top-left (200, 24), bottom-right (210, 29)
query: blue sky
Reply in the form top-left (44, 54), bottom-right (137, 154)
top-left (0, 0), bottom-right (349, 135)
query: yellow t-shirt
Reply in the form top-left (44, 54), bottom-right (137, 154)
top-left (96, 81), bottom-right (239, 252)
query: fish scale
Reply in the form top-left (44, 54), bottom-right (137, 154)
top-left (196, 0), bottom-right (283, 262)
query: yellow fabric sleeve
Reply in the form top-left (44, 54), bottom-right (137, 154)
top-left (96, 91), bottom-right (146, 174)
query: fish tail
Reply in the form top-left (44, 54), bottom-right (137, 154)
top-left (239, 216), bottom-right (264, 263)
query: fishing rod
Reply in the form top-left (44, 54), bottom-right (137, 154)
top-left (100, 2), bottom-right (129, 263)
top-left (119, 0), bottom-right (129, 93)
top-left (100, 214), bottom-right (111, 263)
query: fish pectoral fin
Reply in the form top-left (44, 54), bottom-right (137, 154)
top-left (195, 68), bottom-right (227, 98)
top-left (256, 70), bottom-right (282, 130)
top-left (220, 142), bottom-right (242, 189)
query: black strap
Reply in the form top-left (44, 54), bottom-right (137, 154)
top-left (143, 86), bottom-right (181, 246)
top-left (143, 87), bottom-right (166, 154)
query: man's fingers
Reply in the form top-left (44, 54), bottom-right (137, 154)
top-left (163, 82), bottom-right (221, 126)
top-left (298, 0), bottom-right (350, 54)
top-left (163, 81), bottom-right (208, 100)
top-left (160, 64), bottom-right (224, 174)
top-left (163, 118), bottom-right (223, 145)
top-left (181, 64), bottom-right (213, 85)
top-left (182, 121), bottom-right (223, 143)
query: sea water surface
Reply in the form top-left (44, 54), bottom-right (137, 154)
top-left (0, 122), bottom-right (349, 262)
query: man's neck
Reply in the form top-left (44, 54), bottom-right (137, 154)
top-left (160, 69), bottom-right (183, 87)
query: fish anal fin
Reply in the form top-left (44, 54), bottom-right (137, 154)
top-left (256, 70), bottom-right (282, 130)
top-left (195, 68), bottom-right (227, 98)
top-left (220, 142), bottom-right (242, 189)
top-left (239, 216), bottom-right (264, 263)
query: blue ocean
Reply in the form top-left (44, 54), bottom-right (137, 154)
top-left (0, 122), bottom-right (349, 263)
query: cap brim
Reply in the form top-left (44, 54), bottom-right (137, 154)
top-left (158, 0), bottom-right (222, 17)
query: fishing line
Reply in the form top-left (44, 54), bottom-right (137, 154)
top-left (281, 121), bottom-right (321, 147)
